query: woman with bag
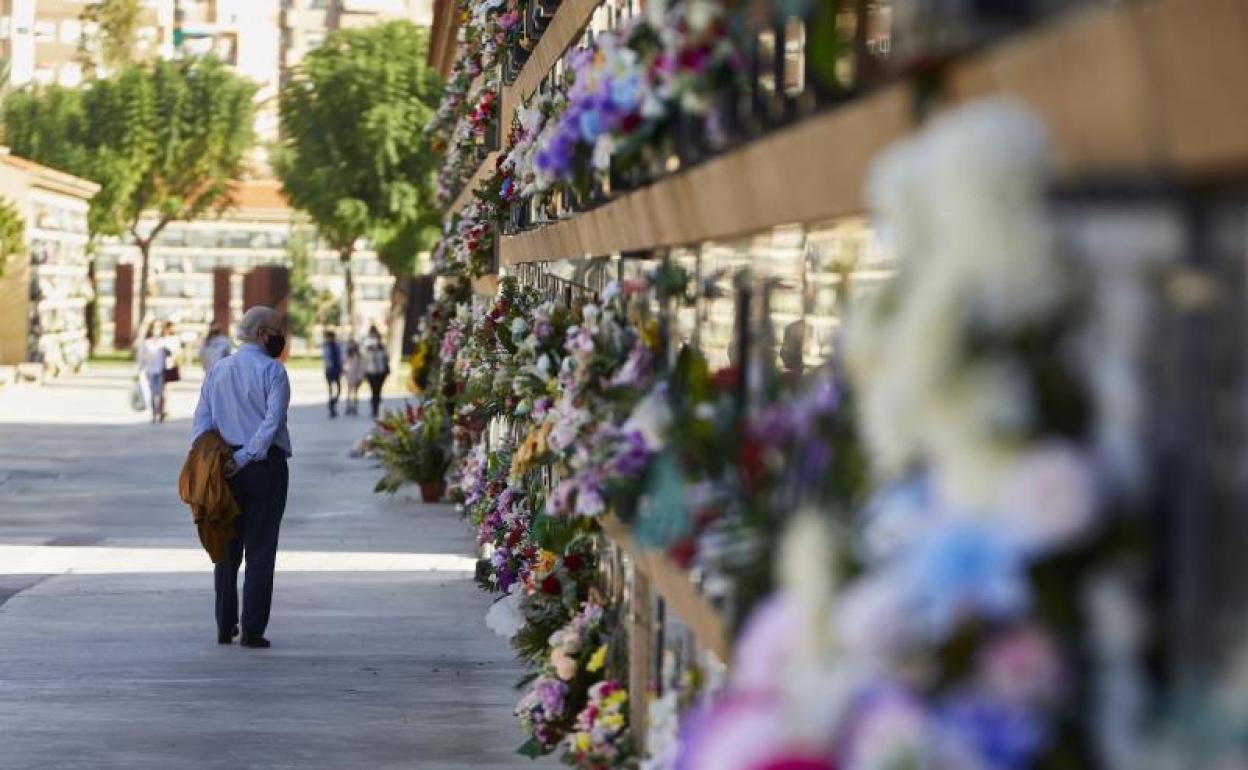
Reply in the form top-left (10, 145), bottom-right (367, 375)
top-left (138, 327), bottom-right (170, 423)
top-left (160, 321), bottom-right (182, 421)
top-left (362, 326), bottom-right (389, 419)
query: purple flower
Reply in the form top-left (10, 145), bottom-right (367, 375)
top-left (938, 691), bottom-right (1048, 770)
top-left (536, 677), bottom-right (569, 713)
top-left (497, 487), bottom-right (514, 514)
top-left (574, 480), bottom-right (605, 517)
top-left (796, 439), bottom-right (833, 489)
top-left (612, 431), bottom-right (651, 478)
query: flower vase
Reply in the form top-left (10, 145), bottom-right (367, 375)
top-left (419, 480), bottom-right (447, 503)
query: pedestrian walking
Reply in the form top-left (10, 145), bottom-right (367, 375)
top-left (190, 305), bottom-right (292, 649)
top-left (343, 340), bottom-right (364, 416)
top-left (362, 325), bottom-right (389, 419)
top-left (138, 327), bottom-right (169, 423)
top-left (322, 329), bottom-right (343, 418)
top-left (160, 321), bottom-right (183, 420)
top-left (200, 323), bottom-right (232, 372)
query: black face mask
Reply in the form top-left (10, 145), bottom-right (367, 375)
top-left (264, 333), bottom-right (286, 358)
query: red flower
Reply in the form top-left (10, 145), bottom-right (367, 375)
top-left (693, 506), bottom-right (718, 531)
top-left (405, 403), bottom-right (416, 424)
top-left (739, 439), bottom-right (766, 491)
top-left (668, 538), bottom-right (697, 569)
top-left (711, 366), bottom-right (740, 391)
top-left (562, 553), bottom-right (584, 572)
top-left (540, 575), bottom-right (562, 595)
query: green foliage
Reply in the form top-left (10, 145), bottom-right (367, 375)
top-left (371, 406), bottom-right (453, 492)
top-left (5, 57), bottom-right (256, 237)
top-left (4, 56), bottom-right (257, 325)
top-left (286, 230), bottom-right (341, 336)
top-left (0, 197), bottom-right (24, 277)
top-left (276, 21), bottom-right (442, 279)
top-left (78, 0), bottom-right (144, 74)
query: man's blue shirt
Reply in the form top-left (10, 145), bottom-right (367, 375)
top-left (192, 342), bottom-right (292, 470)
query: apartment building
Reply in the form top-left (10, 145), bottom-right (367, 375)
top-left (0, 150), bottom-right (99, 373)
top-left (0, 0), bottom-right (169, 87)
top-left (279, 0), bottom-right (432, 87)
top-left (95, 179), bottom-right (394, 354)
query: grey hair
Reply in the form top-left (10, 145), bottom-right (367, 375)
top-left (237, 305), bottom-right (281, 343)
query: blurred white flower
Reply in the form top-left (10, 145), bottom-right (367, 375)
top-left (641, 691), bottom-right (681, 770)
top-left (995, 442), bottom-right (1099, 553)
top-left (623, 387), bottom-right (672, 451)
top-left (778, 511), bottom-right (839, 632)
top-left (834, 570), bottom-right (915, 663)
top-left (485, 588), bottom-right (525, 639)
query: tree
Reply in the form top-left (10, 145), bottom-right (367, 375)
top-left (276, 20), bottom-right (442, 328)
top-left (78, 0), bottom-right (145, 76)
top-left (0, 197), bottom-right (24, 277)
top-left (287, 228), bottom-right (342, 338)
top-left (4, 56), bottom-right (256, 330)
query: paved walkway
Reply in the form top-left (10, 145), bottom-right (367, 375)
top-left (0, 365), bottom-right (539, 770)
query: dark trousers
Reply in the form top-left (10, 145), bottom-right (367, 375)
top-left (365, 372), bottom-right (387, 417)
top-left (216, 449), bottom-right (289, 638)
top-left (326, 371), bottom-right (341, 414)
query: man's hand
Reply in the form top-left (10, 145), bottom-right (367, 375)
top-left (224, 458), bottom-right (239, 478)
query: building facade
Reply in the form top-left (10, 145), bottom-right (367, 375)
top-left (95, 180), bottom-right (394, 355)
top-left (0, 151), bottom-right (99, 372)
top-left (279, 0), bottom-right (431, 87)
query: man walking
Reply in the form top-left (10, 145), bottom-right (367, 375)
top-left (191, 306), bottom-right (292, 649)
top-left (322, 329), bottom-right (343, 418)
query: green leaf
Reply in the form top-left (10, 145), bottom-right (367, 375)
top-left (516, 738), bottom-right (552, 758)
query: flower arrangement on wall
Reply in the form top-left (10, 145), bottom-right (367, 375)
top-left (374, 97), bottom-right (1167, 770)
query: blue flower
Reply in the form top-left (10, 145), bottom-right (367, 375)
top-left (610, 73), bottom-right (643, 111)
top-left (578, 106), bottom-right (604, 142)
top-left (905, 522), bottom-right (1030, 639)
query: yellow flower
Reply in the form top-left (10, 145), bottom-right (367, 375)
top-left (602, 713), bottom-right (625, 730)
top-left (535, 550), bottom-right (557, 575)
top-left (640, 318), bottom-right (662, 352)
top-left (586, 644), bottom-right (608, 673)
top-left (604, 690), bottom-right (627, 709)
top-left (511, 422), bottom-right (553, 477)
top-left (574, 733), bottom-right (590, 752)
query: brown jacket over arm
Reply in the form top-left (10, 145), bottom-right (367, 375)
top-left (178, 430), bottom-right (241, 563)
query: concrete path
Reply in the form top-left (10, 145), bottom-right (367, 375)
top-left (0, 365), bottom-right (543, 770)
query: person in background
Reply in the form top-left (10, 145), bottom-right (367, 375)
top-left (343, 339), bottom-right (364, 417)
top-left (200, 323), bottom-right (232, 372)
top-left (322, 329), bottom-right (343, 419)
top-left (191, 305), bottom-right (292, 649)
top-left (139, 326), bottom-right (170, 423)
top-left (161, 321), bottom-right (182, 420)
top-left (362, 325), bottom-right (390, 419)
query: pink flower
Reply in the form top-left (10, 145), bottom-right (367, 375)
top-left (678, 693), bottom-right (797, 770)
top-left (977, 625), bottom-right (1064, 707)
top-left (732, 593), bottom-right (801, 693)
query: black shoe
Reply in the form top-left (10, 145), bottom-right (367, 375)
top-left (217, 625), bottom-right (240, 644)
top-left (240, 636), bottom-right (271, 648)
